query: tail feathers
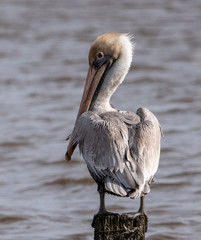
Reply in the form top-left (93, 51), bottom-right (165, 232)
top-left (129, 188), bottom-right (142, 199)
top-left (104, 178), bottom-right (151, 199)
top-left (143, 182), bottom-right (150, 194)
top-left (129, 182), bottom-right (150, 199)
top-left (104, 177), bottom-right (127, 197)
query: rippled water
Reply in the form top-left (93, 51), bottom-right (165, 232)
top-left (1, 0), bottom-right (201, 239)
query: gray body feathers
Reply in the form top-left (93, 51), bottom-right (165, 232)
top-left (70, 107), bottom-right (162, 199)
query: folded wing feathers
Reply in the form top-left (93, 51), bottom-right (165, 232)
top-left (69, 108), bottom-right (160, 198)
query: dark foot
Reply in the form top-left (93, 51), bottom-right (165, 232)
top-left (138, 208), bottom-right (146, 215)
top-left (137, 196), bottom-right (148, 227)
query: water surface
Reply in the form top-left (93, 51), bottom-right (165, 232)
top-left (0, 0), bottom-right (201, 239)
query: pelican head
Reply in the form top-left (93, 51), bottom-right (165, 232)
top-left (66, 32), bottom-right (134, 160)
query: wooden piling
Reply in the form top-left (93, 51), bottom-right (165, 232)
top-left (92, 212), bottom-right (148, 240)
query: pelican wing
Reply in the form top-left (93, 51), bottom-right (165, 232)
top-left (71, 111), bottom-right (140, 195)
top-left (70, 108), bottom-right (161, 198)
top-left (128, 108), bottom-right (162, 198)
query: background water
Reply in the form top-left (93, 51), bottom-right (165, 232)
top-left (0, 0), bottom-right (201, 239)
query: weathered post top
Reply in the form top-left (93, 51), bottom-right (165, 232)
top-left (92, 212), bottom-right (148, 240)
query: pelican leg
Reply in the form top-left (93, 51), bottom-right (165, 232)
top-left (97, 184), bottom-right (107, 214)
top-left (95, 184), bottom-right (118, 216)
top-left (92, 184), bottom-right (118, 227)
top-left (138, 196), bottom-right (145, 214)
top-left (137, 196), bottom-right (148, 228)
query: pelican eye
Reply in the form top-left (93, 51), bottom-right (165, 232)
top-left (96, 52), bottom-right (104, 60)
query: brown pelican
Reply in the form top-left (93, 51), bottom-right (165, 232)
top-left (65, 32), bottom-right (162, 215)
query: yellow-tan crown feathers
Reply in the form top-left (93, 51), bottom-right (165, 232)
top-left (88, 32), bottom-right (134, 65)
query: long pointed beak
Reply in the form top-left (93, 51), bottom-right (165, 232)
top-left (65, 61), bottom-right (110, 161)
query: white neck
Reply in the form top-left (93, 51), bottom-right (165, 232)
top-left (92, 34), bottom-right (134, 113)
